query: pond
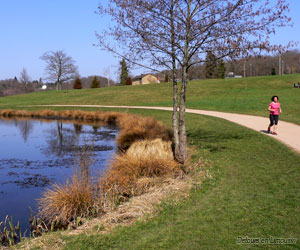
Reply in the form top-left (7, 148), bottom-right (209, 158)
top-left (0, 118), bottom-right (119, 235)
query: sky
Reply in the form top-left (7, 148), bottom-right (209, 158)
top-left (0, 0), bottom-right (300, 81)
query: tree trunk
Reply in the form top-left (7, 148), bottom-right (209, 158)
top-left (177, 66), bottom-right (188, 163)
top-left (172, 72), bottom-right (179, 161)
top-left (170, 0), bottom-right (180, 162)
top-left (175, 0), bottom-right (191, 164)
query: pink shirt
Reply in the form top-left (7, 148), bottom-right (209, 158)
top-left (269, 102), bottom-right (280, 115)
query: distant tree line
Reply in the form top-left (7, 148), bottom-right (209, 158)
top-left (186, 50), bottom-right (300, 80)
top-left (0, 77), bottom-right (38, 97)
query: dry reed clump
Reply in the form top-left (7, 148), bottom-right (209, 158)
top-left (0, 109), bottom-right (16, 117)
top-left (37, 175), bottom-right (94, 229)
top-left (64, 177), bottom-right (191, 238)
top-left (99, 111), bottom-right (126, 125)
top-left (34, 109), bottom-right (58, 118)
top-left (98, 139), bottom-right (182, 211)
top-left (116, 115), bottom-right (173, 152)
top-left (126, 138), bottom-right (174, 160)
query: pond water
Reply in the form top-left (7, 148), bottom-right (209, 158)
top-left (0, 118), bottom-right (119, 235)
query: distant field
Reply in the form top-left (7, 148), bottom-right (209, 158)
top-left (1, 74), bottom-right (300, 124)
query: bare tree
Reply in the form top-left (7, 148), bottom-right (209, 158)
top-left (97, 0), bottom-right (293, 163)
top-left (103, 67), bottom-right (111, 87)
top-left (40, 50), bottom-right (78, 90)
top-left (19, 68), bottom-right (31, 84)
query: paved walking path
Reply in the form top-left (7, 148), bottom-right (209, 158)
top-left (36, 105), bottom-right (300, 154)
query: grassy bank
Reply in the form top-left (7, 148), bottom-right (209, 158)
top-left (1, 74), bottom-right (300, 124)
top-left (14, 108), bottom-right (300, 249)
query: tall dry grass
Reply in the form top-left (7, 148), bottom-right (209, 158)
top-left (98, 139), bottom-right (182, 211)
top-left (37, 144), bottom-right (97, 229)
top-left (117, 115), bottom-right (173, 152)
top-left (38, 175), bottom-right (94, 229)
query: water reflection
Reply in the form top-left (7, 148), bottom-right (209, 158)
top-left (0, 118), bottom-right (119, 236)
top-left (10, 119), bottom-right (34, 142)
top-left (45, 121), bottom-right (81, 157)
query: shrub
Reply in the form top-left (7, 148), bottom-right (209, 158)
top-left (73, 77), bottom-right (82, 89)
top-left (164, 74), bottom-right (169, 82)
top-left (125, 77), bottom-right (132, 85)
top-left (90, 76), bottom-right (100, 88)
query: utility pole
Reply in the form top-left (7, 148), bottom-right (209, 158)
top-left (282, 60), bottom-right (284, 75)
top-left (279, 52), bottom-right (282, 75)
top-left (243, 60), bottom-right (246, 78)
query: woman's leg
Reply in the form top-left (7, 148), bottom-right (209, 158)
top-left (273, 115), bottom-right (279, 133)
top-left (268, 115), bottom-right (274, 132)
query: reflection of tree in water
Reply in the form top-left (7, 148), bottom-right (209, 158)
top-left (46, 121), bottom-right (95, 182)
top-left (0, 118), bottom-right (34, 142)
top-left (45, 120), bottom-right (81, 157)
top-left (92, 126), bottom-right (99, 133)
top-left (13, 119), bottom-right (34, 142)
top-left (73, 124), bottom-right (82, 134)
top-left (44, 121), bottom-right (116, 158)
top-left (73, 144), bottom-right (94, 183)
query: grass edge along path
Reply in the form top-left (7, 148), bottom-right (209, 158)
top-left (13, 108), bottom-right (300, 250)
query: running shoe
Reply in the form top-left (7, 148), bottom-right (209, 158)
top-left (273, 132), bottom-right (278, 135)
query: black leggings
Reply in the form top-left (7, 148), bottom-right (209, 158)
top-left (269, 114), bottom-right (279, 126)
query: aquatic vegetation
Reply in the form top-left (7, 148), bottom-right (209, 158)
top-left (0, 216), bottom-right (22, 247)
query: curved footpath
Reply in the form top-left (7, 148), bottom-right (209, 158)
top-left (35, 105), bottom-right (300, 154)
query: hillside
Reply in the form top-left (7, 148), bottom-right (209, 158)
top-left (1, 74), bottom-right (300, 124)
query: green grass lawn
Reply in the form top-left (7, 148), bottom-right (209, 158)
top-left (1, 74), bottom-right (300, 124)
top-left (3, 75), bottom-right (299, 249)
top-left (16, 108), bottom-right (300, 249)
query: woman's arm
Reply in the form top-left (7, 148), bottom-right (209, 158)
top-left (268, 105), bottom-right (274, 112)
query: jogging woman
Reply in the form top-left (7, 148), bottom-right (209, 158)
top-left (267, 96), bottom-right (282, 135)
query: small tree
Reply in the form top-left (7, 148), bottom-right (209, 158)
top-left (271, 68), bottom-right (276, 75)
top-left (229, 63), bottom-right (235, 73)
top-left (90, 76), bottom-right (100, 88)
top-left (217, 59), bottom-right (226, 79)
top-left (164, 74), bottom-right (169, 83)
top-left (41, 50), bottom-right (78, 90)
top-left (73, 77), bottom-right (82, 89)
top-left (20, 68), bottom-right (31, 84)
top-left (205, 52), bottom-right (217, 79)
top-left (119, 59), bottom-right (128, 85)
top-left (125, 77), bottom-right (132, 85)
